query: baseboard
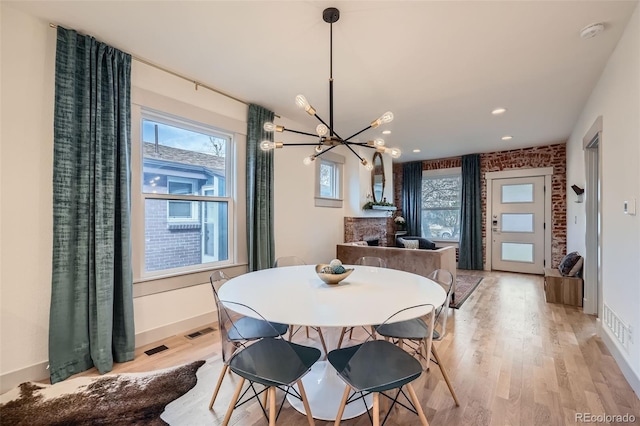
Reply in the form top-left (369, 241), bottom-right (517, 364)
top-left (597, 320), bottom-right (640, 397)
top-left (0, 361), bottom-right (50, 395)
top-left (134, 311), bottom-right (214, 348)
top-left (0, 311), bottom-right (214, 395)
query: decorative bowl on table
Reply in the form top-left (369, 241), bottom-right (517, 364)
top-left (315, 264), bottom-right (354, 285)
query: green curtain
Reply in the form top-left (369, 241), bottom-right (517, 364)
top-left (49, 27), bottom-right (134, 383)
top-left (402, 162), bottom-right (423, 236)
top-left (246, 104), bottom-right (275, 271)
top-left (458, 154), bottom-right (483, 270)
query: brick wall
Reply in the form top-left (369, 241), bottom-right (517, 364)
top-left (393, 143), bottom-right (567, 269)
top-left (344, 216), bottom-right (395, 246)
top-left (145, 199), bottom-right (202, 271)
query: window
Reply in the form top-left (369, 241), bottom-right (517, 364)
top-left (421, 168), bottom-right (461, 241)
top-left (141, 111), bottom-right (233, 274)
top-left (315, 151), bottom-right (344, 207)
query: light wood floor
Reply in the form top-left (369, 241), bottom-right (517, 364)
top-left (78, 271), bottom-right (640, 425)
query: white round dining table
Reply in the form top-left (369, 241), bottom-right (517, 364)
top-left (218, 264), bottom-right (446, 421)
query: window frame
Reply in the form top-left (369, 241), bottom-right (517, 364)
top-left (314, 151), bottom-right (344, 208)
top-left (134, 107), bottom-right (235, 280)
top-left (166, 177), bottom-right (199, 223)
top-left (421, 167), bottom-right (462, 242)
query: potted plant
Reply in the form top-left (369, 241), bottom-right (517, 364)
top-left (394, 215), bottom-right (406, 231)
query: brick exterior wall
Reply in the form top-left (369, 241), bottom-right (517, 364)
top-left (145, 199), bottom-right (202, 271)
top-left (393, 143), bottom-right (567, 269)
top-left (344, 216), bottom-right (395, 246)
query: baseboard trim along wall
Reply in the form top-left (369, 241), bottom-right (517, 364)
top-left (598, 320), bottom-right (640, 397)
top-left (0, 311), bottom-right (215, 394)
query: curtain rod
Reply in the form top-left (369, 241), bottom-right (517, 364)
top-left (49, 22), bottom-right (280, 117)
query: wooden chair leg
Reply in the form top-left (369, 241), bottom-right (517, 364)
top-left (337, 327), bottom-right (347, 349)
top-left (431, 344), bottom-right (460, 406)
top-left (289, 325), bottom-right (294, 341)
top-left (348, 327), bottom-right (353, 339)
top-left (317, 327), bottom-right (328, 357)
top-left (262, 386), bottom-right (268, 410)
top-left (297, 380), bottom-right (315, 426)
top-left (306, 326), bottom-right (310, 338)
top-left (373, 392), bottom-right (380, 426)
top-left (209, 364), bottom-right (229, 410)
top-left (269, 387), bottom-right (277, 426)
top-left (334, 385), bottom-right (351, 426)
top-left (222, 377), bottom-right (245, 426)
top-left (370, 326), bottom-right (376, 339)
top-left (406, 383), bottom-right (429, 426)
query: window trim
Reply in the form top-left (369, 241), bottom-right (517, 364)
top-left (167, 177), bottom-right (199, 222)
top-left (315, 151), bottom-right (344, 208)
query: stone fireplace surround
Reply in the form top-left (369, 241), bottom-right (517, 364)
top-left (344, 216), bottom-right (395, 247)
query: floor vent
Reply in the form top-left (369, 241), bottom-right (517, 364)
top-left (185, 326), bottom-right (215, 340)
top-left (144, 344), bottom-right (169, 356)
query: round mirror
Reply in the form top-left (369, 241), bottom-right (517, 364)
top-left (371, 152), bottom-right (385, 203)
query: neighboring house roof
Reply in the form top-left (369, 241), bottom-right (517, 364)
top-left (143, 142), bottom-right (225, 177)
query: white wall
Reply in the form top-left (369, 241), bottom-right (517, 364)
top-left (0, 4), bottom-right (383, 390)
top-left (566, 3), bottom-right (640, 393)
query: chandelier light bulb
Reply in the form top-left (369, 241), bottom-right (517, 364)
top-left (362, 159), bottom-right (374, 171)
top-left (295, 94), bottom-right (316, 115)
top-left (263, 122), bottom-right (276, 132)
top-left (373, 138), bottom-right (385, 147)
top-left (303, 155), bottom-right (315, 166)
top-left (316, 124), bottom-right (328, 136)
top-left (260, 140), bottom-right (275, 151)
top-left (372, 111), bottom-right (394, 128)
top-left (385, 147), bottom-right (402, 159)
top-left (315, 145), bottom-right (323, 153)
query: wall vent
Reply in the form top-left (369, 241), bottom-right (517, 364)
top-left (144, 344), bottom-right (169, 356)
top-left (603, 303), bottom-right (632, 351)
top-left (185, 326), bottom-right (215, 340)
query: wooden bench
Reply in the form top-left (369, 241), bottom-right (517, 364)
top-left (544, 268), bottom-right (583, 307)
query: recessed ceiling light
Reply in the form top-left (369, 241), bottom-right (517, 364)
top-left (492, 108), bottom-right (507, 115)
top-left (382, 130), bottom-right (391, 135)
top-left (412, 149), bottom-right (421, 153)
top-left (580, 23), bottom-right (605, 39)
top-left (501, 135), bottom-right (513, 141)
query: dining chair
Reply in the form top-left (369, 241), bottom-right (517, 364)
top-left (208, 271), bottom-right (289, 410)
top-left (273, 256), bottom-right (328, 356)
top-left (374, 268), bottom-right (460, 406)
top-left (335, 256), bottom-right (387, 349)
top-left (219, 300), bottom-right (321, 426)
top-left (328, 304), bottom-right (435, 426)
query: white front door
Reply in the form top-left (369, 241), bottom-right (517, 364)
top-left (491, 176), bottom-right (545, 274)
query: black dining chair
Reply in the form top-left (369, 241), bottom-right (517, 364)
top-left (218, 299), bottom-right (321, 426)
top-left (274, 256), bottom-right (329, 356)
top-left (208, 271), bottom-right (289, 410)
top-left (374, 268), bottom-right (460, 406)
top-left (328, 304), bottom-right (435, 426)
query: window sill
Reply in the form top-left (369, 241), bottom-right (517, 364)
top-left (167, 222), bottom-right (201, 230)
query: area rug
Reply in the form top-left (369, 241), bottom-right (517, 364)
top-left (451, 274), bottom-right (484, 309)
top-left (0, 360), bottom-right (205, 425)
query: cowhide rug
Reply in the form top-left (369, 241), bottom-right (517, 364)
top-left (0, 360), bottom-right (205, 425)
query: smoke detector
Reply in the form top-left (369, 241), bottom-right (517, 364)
top-left (580, 23), bottom-right (605, 39)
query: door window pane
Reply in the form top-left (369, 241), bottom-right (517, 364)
top-left (502, 184), bottom-right (533, 203)
top-left (501, 242), bottom-right (534, 262)
top-left (501, 213), bottom-right (534, 232)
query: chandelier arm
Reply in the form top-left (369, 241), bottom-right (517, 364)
top-left (351, 143), bottom-right (377, 149)
top-left (282, 142), bottom-right (324, 147)
top-left (342, 125), bottom-right (373, 143)
top-left (312, 113), bottom-right (345, 141)
top-left (281, 128), bottom-right (320, 138)
top-left (341, 142), bottom-right (365, 162)
top-left (314, 144), bottom-right (339, 157)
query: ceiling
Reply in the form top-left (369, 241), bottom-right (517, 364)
top-left (6, 1), bottom-right (638, 162)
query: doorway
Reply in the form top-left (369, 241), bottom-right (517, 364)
top-left (485, 168), bottom-right (553, 274)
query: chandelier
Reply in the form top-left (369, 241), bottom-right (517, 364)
top-left (260, 7), bottom-right (401, 170)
